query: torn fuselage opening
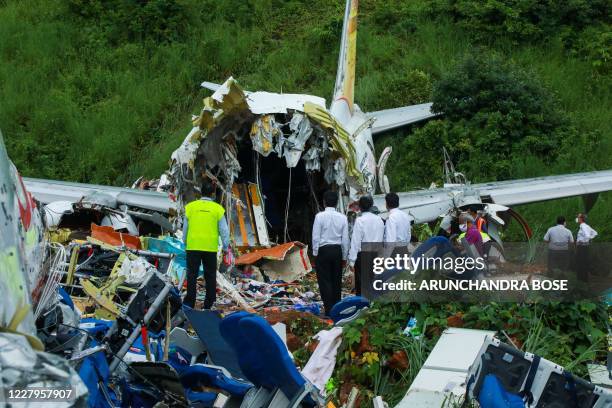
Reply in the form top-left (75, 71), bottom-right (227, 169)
top-left (234, 134), bottom-right (328, 245)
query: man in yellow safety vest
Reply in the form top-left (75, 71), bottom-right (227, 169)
top-left (182, 180), bottom-right (229, 309)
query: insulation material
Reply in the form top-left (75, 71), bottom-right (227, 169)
top-left (303, 146), bottom-right (322, 172)
top-left (325, 158), bottom-right (347, 187)
top-left (250, 115), bottom-right (281, 157)
top-left (303, 101), bottom-right (362, 186)
top-left (282, 113), bottom-right (314, 168)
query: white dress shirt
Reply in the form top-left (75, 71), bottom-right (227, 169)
top-left (348, 211), bottom-right (384, 266)
top-left (384, 208), bottom-right (412, 244)
top-left (312, 207), bottom-right (349, 260)
top-left (543, 224), bottom-right (574, 250)
top-left (577, 223), bottom-right (597, 244)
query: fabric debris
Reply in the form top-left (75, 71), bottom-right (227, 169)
top-left (302, 327), bottom-right (343, 393)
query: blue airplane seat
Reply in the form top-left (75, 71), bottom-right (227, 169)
top-left (329, 296), bottom-right (369, 325)
top-left (238, 315), bottom-right (306, 398)
top-left (478, 374), bottom-right (525, 408)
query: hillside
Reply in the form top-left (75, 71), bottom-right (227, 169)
top-left (1, 0), bottom-right (610, 237)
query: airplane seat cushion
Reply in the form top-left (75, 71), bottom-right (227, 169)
top-left (238, 315), bottom-right (306, 397)
top-left (219, 311), bottom-right (272, 388)
top-left (478, 374), bottom-right (525, 408)
top-left (329, 296), bottom-right (369, 324)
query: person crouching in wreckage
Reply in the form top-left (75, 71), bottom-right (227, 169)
top-left (183, 179), bottom-right (230, 309)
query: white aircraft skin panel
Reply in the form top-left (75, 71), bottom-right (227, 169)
top-left (475, 170), bottom-right (612, 206)
top-left (367, 103), bottom-right (438, 134)
top-left (246, 92), bottom-right (327, 114)
top-left (23, 177), bottom-right (175, 213)
top-left (374, 170), bottom-right (612, 223)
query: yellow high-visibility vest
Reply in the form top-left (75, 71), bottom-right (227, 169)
top-left (185, 199), bottom-right (225, 252)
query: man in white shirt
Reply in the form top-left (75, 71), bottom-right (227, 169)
top-left (312, 191), bottom-right (349, 315)
top-left (575, 213), bottom-right (597, 282)
top-left (543, 216), bottom-right (574, 274)
top-left (383, 192), bottom-right (413, 254)
top-left (348, 195), bottom-right (384, 296)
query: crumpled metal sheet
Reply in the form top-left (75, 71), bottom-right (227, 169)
top-left (303, 146), bottom-right (321, 172)
top-left (101, 212), bottom-right (139, 236)
top-left (246, 91), bottom-right (326, 114)
top-left (82, 191), bottom-right (117, 208)
top-left (0, 333), bottom-right (89, 406)
top-left (43, 201), bottom-right (74, 230)
top-left (235, 241), bottom-right (305, 264)
top-left (250, 115), bottom-right (280, 157)
top-left (303, 101), bottom-right (362, 186)
top-left (324, 158), bottom-right (347, 186)
top-left (90, 223), bottom-right (141, 249)
top-left (280, 113), bottom-right (314, 168)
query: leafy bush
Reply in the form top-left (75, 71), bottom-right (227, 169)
top-left (429, 0), bottom-right (610, 44)
top-left (384, 52), bottom-right (597, 187)
top-left (569, 24), bottom-right (612, 75)
top-left (67, 0), bottom-right (189, 44)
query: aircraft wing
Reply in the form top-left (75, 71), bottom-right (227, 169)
top-left (367, 103), bottom-right (437, 135)
top-left (23, 177), bottom-right (175, 213)
top-left (374, 170), bottom-right (612, 224)
top-left (201, 81), bottom-right (222, 92)
top-left (474, 171), bottom-right (612, 206)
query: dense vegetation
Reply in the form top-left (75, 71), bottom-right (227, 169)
top-left (1, 0), bottom-right (610, 238)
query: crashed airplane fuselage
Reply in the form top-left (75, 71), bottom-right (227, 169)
top-left (165, 0), bottom-right (436, 244)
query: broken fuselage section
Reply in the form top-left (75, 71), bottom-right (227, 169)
top-left (167, 77), bottom-right (379, 246)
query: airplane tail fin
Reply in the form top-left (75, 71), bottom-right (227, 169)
top-left (332, 0), bottom-right (358, 114)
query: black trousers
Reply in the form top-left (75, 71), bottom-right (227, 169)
top-left (185, 250), bottom-right (217, 309)
top-left (355, 251), bottom-right (377, 297)
top-left (315, 245), bottom-right (343, 315)
top-left (547, 249), bottom-right (570, 275)
top-left (575, 245), bottom-right (590, 282)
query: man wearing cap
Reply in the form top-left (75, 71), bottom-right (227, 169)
top-left (575, 213), bottom-right (597, 282)
top-left (183, 180), bottom-right (230, 309)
